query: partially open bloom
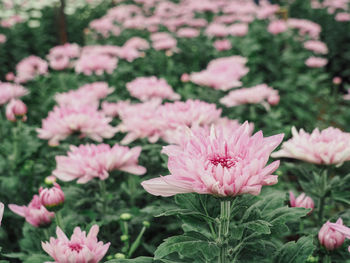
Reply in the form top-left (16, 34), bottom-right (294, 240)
top-left (333, 77), bottom-right (342, 85)
top-left (141, 123), bottom-right (283, 197)
top-left (126, 76), bottom-right (180, 101)
top-left (0, 82), bottom-right (29, 105)
top-left (37, 106), bottom-right (117, 146)
top-left (42, 225), bottom-right (110, 263)
top-left (272, 126), bottom-right (350, 165)
top-left (305, 57), bottom-right (328, 68)
top-left (319, 218), bottom-right (346, 250)
top-left (15, 55), bottom-right (48, 83)
top-left (329, 219), bottom-right (350, 252)
top-left (5, 99), bottom-right (27, 122)
top-left (39, 183), bottom-right (65, 211)
top-left (189, 56), bottom-right (249, 91)
top-left (220, 84), bottom-right (279, 107)
top-left (289, 191), bottom-right (314, 211)
top-left (53, 144), bottom-right (146, 183)
top-left (9, 195), bottom-right (54, 227)
top-left (55, 82), bottom-right (114, 108)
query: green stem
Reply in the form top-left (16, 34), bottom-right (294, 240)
top-left (55, 211), bottom-right (64, 230)
top-left (200, 197), bottom-right (216, 239)
top-left (218, 200), bottom-right (231, 263)
top-left (318, 195), bottom-right (325, 226)
top-left (128, 176), bottom-right (136, 206)
top-left (43, 229), bottom-right (50, 241)
top-left (128, 226), bottom-right (146, 258)
top-left (99, 180), bottom-right (107, 214)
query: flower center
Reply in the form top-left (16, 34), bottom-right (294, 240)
top-left (69, 243), bottom-right (83, 253)
top-left (209, 155), bottom-right (241, 168)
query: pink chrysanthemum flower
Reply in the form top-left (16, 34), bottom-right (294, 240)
top-left (289, 191), bottom-right (314, 210)
top-left (39, 183), bottom-right (65, 210)
top-left (319, 218), bottom-right (346, 251)
top-left (55, 82), bottom-right (114, 108)
top-left (126, 76), bottom-right (180, 101)
top-left (47, 43), bottom-right (80, 70)
top-left (176, 27), bottom-right (200, 38)
top-left (101, 100), bottom-right (131, 117)
top-left (0, 202), bottom-right (4, 226)
top-left (37, 106), bottom-right (117, 146)
top-left (268, 20), bottom-right (288, 35)
top-left (6, 99), bottom-right (27, 122)
top-left (15, 55), bottom-right (48, 83)
top-left (53, 144), bottom-right (146, 183)
top-left (89, 17), bottom-right (120, 37)
top-left (220, 84), bottom-right (280, 107)
top-left (303, 40), bottom-right (328, 54)
top-left (42, 225), bottom-right (110, 263)
top-left (141, 123), bottom-right (283, 197)
top-left (0, 82), bottom-right (29, 105)
top-left (213, 39), bottom-right (232, 51)
top-left (189, 56), bottom-right (249, 91)
top-left (75, 53), bottom-right (118, 75)
top-left (305, 57), bottom-right (328, 68)
top-left (228, 23), bottom-right (249, 36)
top-left (272, 127), bottom-right (350, 165)
top-left (329, 219), bottom-right (350, 252)
top-left (9, 195), bottom-right (54, 227)
top-left (123, 37), bottom-right (150, 50)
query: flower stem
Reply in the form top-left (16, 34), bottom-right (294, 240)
top-left (55, 211), bottom-right (64, 231)
top-left (128, 226), bottom-right (146, 258)
top-left (218, 200), bottom-right (231, 263)
top-left (318, 195), bottom-right (325, 226)
top-left (99, 180), bottom-right (107, 214)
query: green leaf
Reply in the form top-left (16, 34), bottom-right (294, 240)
top-left (244, 220), bottom-right (272, 235)
top-left (105, 257), bottom-right (154, 263)
top-left (273, 236), bottom-right (315, 263)
top-left (23, 254), bottom-right (52, 263)
top-left (154, 233), bottom-right (218, 261)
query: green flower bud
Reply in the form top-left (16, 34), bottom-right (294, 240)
top-left (114, 253), bottom-right (126, 259)
top-left (120, 234), bottom-right (129, 242)
top-left (120, 213), bottom-right (132, 221)
top-left (142, 221), bottom-right (150, 228)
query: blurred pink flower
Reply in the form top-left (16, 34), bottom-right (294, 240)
top-left (53, 144), bottom-right (146, 183)
top-left (333, 76), bottom-right (342, 85)
top-left (75, 53), bottom-right (118, 75)
top-left (15, 56), bottom-right (48, 83)
top-left (205, 23), bottom-right (229, 37)
top-left (268, 20), bottom-right (288, 35)
top-left (55, 82), bottom-right (114, 108)
top-left (89, 17), bottom-right (120, 37)
top-left (0, 34), bottom-right (6, 44)
top-left (126, 76), bottom-right (180, 101)
top-left (189, 56), bottom-right (249, 91)
top-left (272, 126), bottom-right (350, 165)
top-left (228, 23), bottom-right (249, 36)
top-left (289, 191), bottom-right (314, 211)
top-left (151, 33), bottom-right (178, 51)
top-left (0, 82), bottom-right (28, 105)
top-left (141, 123), bottom-right (283, 197)
top-left (335, 12), bottom-right (350, 22)
top-left (181, 73), bottom-right (190, 82)
top-left (220, 84), bottom-right (279, 107)
top-left (304, 40), bottom-right (328, 54)
top-left (305, 57), bottom-right (328, 68)
top-left (6, 99), bottom-right (27, 122)
top-left (5, 72), bottom-right (15, 82)
top-left (287, 18), bottom-right (321, 39)
top-left (319, 218), bottom-right (346, 250)
top-left (101, 100), bottom-right (130, 117)
top-left (37, 106), bottom-right (117, 146)
top-left (39, 183), bottom-right (65, 211)
top-left (47, 43), bottom-right (80, 70)
top-left (0, 202), bottom-right (4, 226)
top-left (213, 39), bottom-right (232, 51)
top-left (9, 195), bottom-right (54, 227)
top-left (42, 225), bottom-right (110, 263)
top-left (176, 27), bottom-right (200, 38)
top-left (124, 37), bottom-right (150, 50)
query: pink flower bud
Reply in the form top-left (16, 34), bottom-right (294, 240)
top-left (319, 218), bottom-right (345, 250)
top-left (0, 202), bottom-right (4, 226)
top-left (333, 77), bottom-right (342, 85)
top-left (44, 175), bottom-right (57, 185)
top-left (5, 72), bottom-right (15, 81)
top-left (181, 73), bottom-right (190, 82)
top-left (267, 95), bottom-right (280, 105)
top-left (289, 191), bottom-right (314, 211)
top-left (6, 99), bottom-right (27, 122)
top-left (39, 183), bottom-right (65, 211)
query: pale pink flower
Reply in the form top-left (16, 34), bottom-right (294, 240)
top-left (228, 23), bottom-right (249, 36)
top-left (53, 144), bottom-right (146, 183)
top-left (213, 39), bottom-right (232, 51)
top-left (181, 73), bottom-right (190, 82)
top-left (333, 77), bottom-right (342, 85)
top-left (5, 72), bottom-right (15, 82)
top-left (289, 191), bottom-right (314, 211)
top-left (9, 195), bottom-right (54, 227)
top-left (305, 57), bottom-right (328, 68)
top-left (151, 33), bottom-right (177, 51)
top-left (319, 218), bottom-right (346, 250)
top-left (75, 53), bottom-right (118, 75)
top-left (124, 37), bottom-right (150, 50)
top-left (268, 20), bottom-right (288, 35)
top-left (329, 219), bottom-right (350, 252)
top-left (0, 82), bottom-right (28, 105)
top-left (42, 225), bottom-right (110, 263)
top-left (256, 5), bottom-right (280, 19)
top-left (0, 34), bottom-right (6, 44)
top-left (89, 17), bottom-right (120, 37)
top-left (37, 106), bottom-right (117, 146)
top-left (189, 56), bottom-right (249, 91)
top-left (6, 99), bottom-right (27, 122)
top-left (126, 76), bottom-right (180, 101)
top-left (335, 12), bottom-right (350, 22)
top-left (141, 123), bottom-right (283, 197)
top-left (39, 183), bottom-right (65, 210)
top-left (47, 43), bottom-right (80, 70)
top-left (272, 126), bottom-right (350, 165)
top-left (55, 82), bottom-right (114, 108)
top-left (0, 202), bottom-right (4, 225)
top-left (304, 40), bottom-right (328, 54)
top-left (287, 19), bottom-right (321, 39)
top-left (101, 100), bottom-right (131, 117)
top-left (205, 23), bottom-right (229, 37)
top-left (15, 56), bottom-right (48, 83)
top-left (176, 27), bottom-right (200, 38)
top-left (220, 84), bottom-right (279, 107)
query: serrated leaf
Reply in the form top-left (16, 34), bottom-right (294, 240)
top-left (245, 220), bottom-right (272, 234)
top-left (105, 257), bottom-right (154, 263)
top-left (273, 236), bottom-right (315, 263)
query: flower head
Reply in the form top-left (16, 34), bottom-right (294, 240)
top-left (319, 218), bottom-right (346, 250)
top-left (305, 57), bottom-right (328, 68)
top-left (9, 195), bottom-right (54, 227)
top-left (53, 144), bottom-right (146, 184)
top-left (15, 55), bottom-right (48, 83)
top-left (272, 127), bottom-right (350, 165)
top-left (289, 191), bottom-right (314, 211)
top-left (42, 225), bottom-right (110, 263)
top-left (0, 82), bottom-right (29, 105)
top-left (268, 20), bottom-right (288, 35)
top-left (141, 123), bottom-right (283, 197)
top-left (37, 106), bottom-right (117, 146)
top-left (6, 99), bottom-right (27, 122)
top-left (39, 183), bottom-right (65, 211)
